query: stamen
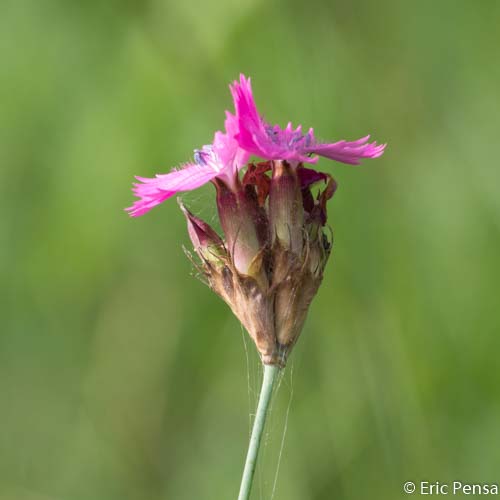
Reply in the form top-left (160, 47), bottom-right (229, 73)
top-left (193, 149), bottom-right (207, 165)
top-left (194, 144), bottom-right (216, 166)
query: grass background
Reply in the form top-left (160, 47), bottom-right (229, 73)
top-left (1, 0), bottom-right (500, 498)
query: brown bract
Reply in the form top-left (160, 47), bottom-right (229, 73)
top-left (180, 160), bottom-right (334, 366)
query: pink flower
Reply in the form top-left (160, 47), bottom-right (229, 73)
top-left (126, 113), bottom-right (249, 217)
top-left (230, 74), bottom-right (386, 165)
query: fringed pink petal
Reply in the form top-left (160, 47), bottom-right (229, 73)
top-left (230, 74), bottom-right (268, 157)
top-left (306, 137), bottom-right (386, 165)
top-left (212, 111), bottom-right (249, 172)
top-left (230, 75), bottom-right (316, 163)
top-left (126, 104), bottom-right (252, 217)
top-left (125, 163), bottom-right (220, 217)
top-left (230, 74), bottom-right (386, 166)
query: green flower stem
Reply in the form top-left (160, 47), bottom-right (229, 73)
top-left (238, 363), bottom-right (280, 500)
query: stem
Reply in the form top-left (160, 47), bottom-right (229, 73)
top-left (238, 364), bottom-right (280, 500)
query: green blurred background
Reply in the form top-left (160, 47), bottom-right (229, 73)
top-left (2, 0), bottom-right (500, 499)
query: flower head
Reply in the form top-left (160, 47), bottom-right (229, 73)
top-left (125, 112), bottom-right (248, 217)
top-left (126, 74), bottom-right (387, 366)
top-left (230, 74), bottom-right (385, 165)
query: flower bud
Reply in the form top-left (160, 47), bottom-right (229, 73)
top-left (214, 178), bottom-right (268, 283)
top-left (179, 200), bottom-right (226, 265)
top-left (271, 166), bottom-right (334, 355)
top-left (268, 160), bottom-right (304, 255)
top-left (181, 202), bottom-right (276, 364)
top-left (304, 173), bottom-right (336, 274)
